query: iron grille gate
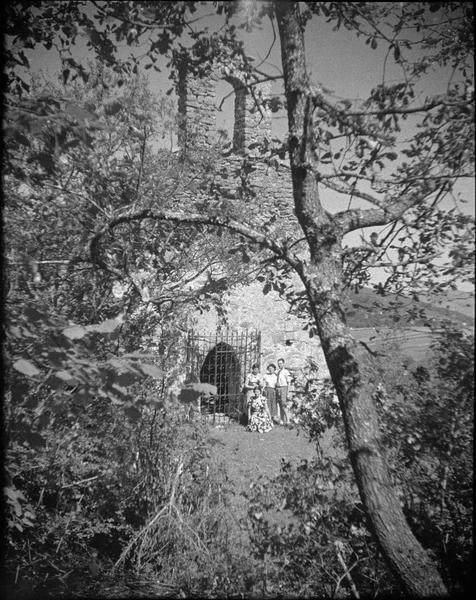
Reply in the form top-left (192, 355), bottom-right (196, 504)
top-left (186, 329), bottom-right (261, 423)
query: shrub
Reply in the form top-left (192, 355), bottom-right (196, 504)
top-left (244, 456), bottom-right (396, 598)
top-left (3, 378), bottom-right (239, 597)
top-left (374, 324), bottom-right (474, 596)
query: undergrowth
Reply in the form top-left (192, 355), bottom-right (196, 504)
top-left (3, 326), bottom-right (473, 598)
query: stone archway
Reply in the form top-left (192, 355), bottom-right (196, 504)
top-left (186, 329), bottom-right (261, 421)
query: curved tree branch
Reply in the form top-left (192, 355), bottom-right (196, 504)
top-left (86, 207), bottom-right (301, 272)
top-left (336, 98), bottom-right (473, 118)
top-left (334, 181), bottom-right (449, 233)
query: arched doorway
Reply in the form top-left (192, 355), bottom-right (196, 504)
top-left (186, 329), bottom-right (261, 422)
top-left (200, 342), bottom-right (241, 415)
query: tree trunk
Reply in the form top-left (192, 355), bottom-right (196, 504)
top-left (309, 278), bottom-right (448, 597)
top-left (275, 2), bottom-right (448, 596)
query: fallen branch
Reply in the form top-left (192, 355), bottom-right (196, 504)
top-left (60, 475), bottom-right (99, 489)
top-left (334, 541), bottom-right (361, 599)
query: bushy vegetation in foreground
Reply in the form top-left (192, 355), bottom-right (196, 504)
top-left (3, 325), bottom-right (472, 598)
top-left (4, 391), bottom-right (237, 598)
top-left (246, 323), bottom-right (473, 598)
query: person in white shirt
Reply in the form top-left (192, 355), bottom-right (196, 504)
top-left (276, 358), bottom-right (292, 425)
top-left (262, 363), bottom-right (278, 420)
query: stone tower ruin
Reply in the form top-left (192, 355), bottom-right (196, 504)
top-left (176, 55), bottom-right (329, 418)
top-left (176, 55), bottom-right (295, 225)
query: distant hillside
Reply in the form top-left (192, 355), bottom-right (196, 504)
top-left (424, 291), bottom-right (474, 320)
top-left (341, 287), bottom-right (473, 364)
top-left (343, 287), bottom-right (474, 330)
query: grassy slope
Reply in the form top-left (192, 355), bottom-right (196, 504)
top-left (343, 288), bottom-right (474, 362)
top-left (208, 288), bottom-right (474, 500)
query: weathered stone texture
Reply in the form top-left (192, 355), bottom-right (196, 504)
top-left (177, 59), bottom-right (295, 225)
top-left (194, 281), bottom-right (330, 380)
top-left (177, 58), bottom-right (328, 380)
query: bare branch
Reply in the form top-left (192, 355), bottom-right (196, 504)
top-left (311, 91), bottom-right (472, 140)
top-left (8, 259), bottom-right (70, 265)
top-left (61, 475), bottom-right (99, 489)
top-left (344, 98), bottom-right (474, 118)
top-left (319, 176), bottom-right (385, 207)
top-left (135, 125), bottom-right (148, 200)
top-left (217, 88), bottom-right (235, 112)
top-left (42, 183), bottom-right (110, 218)
top-left (253, 14), bottom-right (277, 70)
top-left (334, 176), bottom-right (452, 233)
top-left (318, 171), bottom-right (473, 186)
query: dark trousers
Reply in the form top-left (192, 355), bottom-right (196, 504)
top-left (276, 386), bottom-right (289, 422)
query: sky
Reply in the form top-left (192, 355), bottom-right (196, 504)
top-left (17, 1), bottom-right (475, 291)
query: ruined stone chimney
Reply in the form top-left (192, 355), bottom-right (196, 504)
top-left (177, 58), bottom-right (272, 154)
top-left (175, 54), bottom-right (295, 227)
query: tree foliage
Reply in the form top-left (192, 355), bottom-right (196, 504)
top-left (244, 325), bottom-right (473, 597)
top-left (3, 1), bottom-right (474, 597)
top-left (374, 325), bottom-right (474, 593)
top-left (2, 57), bottom-right (260, 597)
top-left (5, 2), bottom-right (474, 301)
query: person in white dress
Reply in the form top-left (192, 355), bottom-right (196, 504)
top-left (247, 386), bottom-right (273, 433)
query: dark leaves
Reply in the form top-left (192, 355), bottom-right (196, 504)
top-left (28, 151), bottom-right (56, 174)
top-left (104, 100), bottom-right (123, 116)
top-left (393, 43), bottom-right (401, 62)
top-left (23, 431), bottom-right (46, 448)
top-left (124, 404), bottom-right (141, 420)
top-left (179, 382), bottom-right (217, 403)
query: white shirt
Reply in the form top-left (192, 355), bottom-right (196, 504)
top-left (263, 372), bottom-right (277, 389)
top-left (276, 367), bottom-right (292, 387)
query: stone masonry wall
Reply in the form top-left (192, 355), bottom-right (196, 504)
top-left (194, 281), bottom-right (330, 382)
top-left (176, 57), bottom-right (330, 384)
top-left (177, 58), bottom-right (295, 224)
